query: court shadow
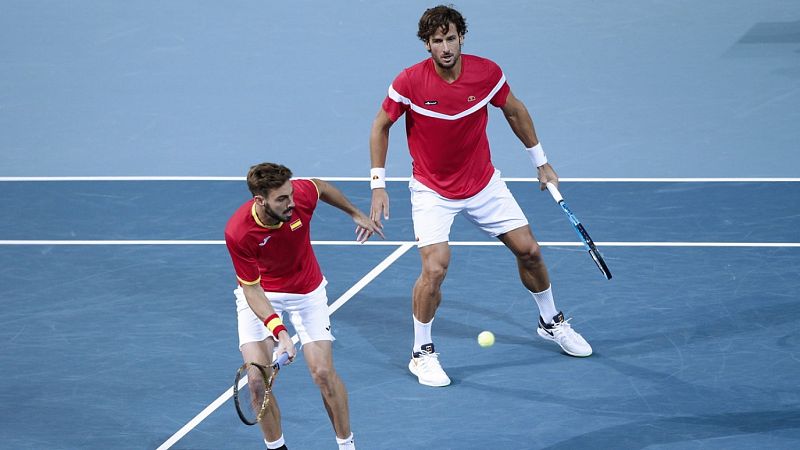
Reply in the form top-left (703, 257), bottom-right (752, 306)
top-left (592, 298), bottom-right (800, 358)
top-left (540, 409), bottom-right (800, 450)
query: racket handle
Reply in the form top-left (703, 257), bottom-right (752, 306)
top-left (273, 352), bottom-right (291, 370)
top-left (545, 182), bottom-right (563, 203)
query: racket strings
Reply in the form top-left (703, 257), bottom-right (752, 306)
top-left (234, 356), bottom-right (288, 425)
top-left (234, 362), bottom-right (272, 425)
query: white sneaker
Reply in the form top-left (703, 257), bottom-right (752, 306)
top-left (408, 343), bottom-right (451, 387)
top-left (537, 312), bottom-right (593, 357)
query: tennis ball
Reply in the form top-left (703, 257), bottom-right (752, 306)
top-left (477, 331), bottom-right (495, 347)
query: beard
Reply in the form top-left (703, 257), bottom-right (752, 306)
top-left (265, 204), bottom-right (293, 223)
top-left (433, 51), bottom-right (459, 70)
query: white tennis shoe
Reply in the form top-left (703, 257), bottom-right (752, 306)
top-left (408, 343), bottom-right (451, 387)
top-left (537, 312), bottom-right (593, 357)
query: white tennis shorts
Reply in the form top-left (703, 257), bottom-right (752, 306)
top-left (410, 170), bottom-right (529, 247)
top-left (234, 278), bottom-right (333, 349)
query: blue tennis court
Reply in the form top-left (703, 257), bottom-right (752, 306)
top-left (1, 180), bottom-right (798, 449)
top-left (1, 1), bottom-right (799, 449)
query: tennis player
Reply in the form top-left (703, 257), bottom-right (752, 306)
top-left (368, 5), bottom-right (593, 387)
top-left (225, 162), bottom-right (382, 449)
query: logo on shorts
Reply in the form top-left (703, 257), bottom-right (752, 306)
top-left (258, 236), bottom-right (271, 247)
top-left (467, 95), bottom-right (476, 102)
top-left (424, 100), bottom-right (438, 105)
top-left (325, 325), bottom-right (331, 331)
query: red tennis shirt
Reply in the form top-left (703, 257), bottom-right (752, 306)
top-left (382, 54), bottom-right (511, 199)
top-left (224, 179), bottom-right (323, 294)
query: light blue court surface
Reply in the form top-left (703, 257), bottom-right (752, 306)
top-left (1, 1), bottom-right (799, 449)
top-left (1, 1), bottom-right (799, 178)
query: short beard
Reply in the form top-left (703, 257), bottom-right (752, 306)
top-left (265, 205), bottom-right (292, 223)
top-left (433, 53), bottom-right (459, 70)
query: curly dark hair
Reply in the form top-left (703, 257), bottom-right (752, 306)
top-left (246, 162), bottom-right (293, 197)
top-left (417, 4), bottom-right (467, 43)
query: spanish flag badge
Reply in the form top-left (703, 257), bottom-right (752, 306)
top-left (290, 219), bottom-right (303, 231)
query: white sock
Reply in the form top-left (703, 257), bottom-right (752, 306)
top-left (413, 315), bottom-right (433, 351)
top-left (265, 434), bottom-right (285, 449)
top-left (531, 285), bottom-right (558, 324)
top-left (336, 432), bottom-right (355, 449)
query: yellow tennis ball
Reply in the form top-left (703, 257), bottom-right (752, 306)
top-left (477, 331), bottom-right (495, 347)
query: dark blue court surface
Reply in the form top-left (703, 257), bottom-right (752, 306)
top-left (1, 180), bottom-right (798, 449)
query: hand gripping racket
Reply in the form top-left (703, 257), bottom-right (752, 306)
top-left (546, 182), bottom-right (612, 280)
top-left (233, 352), bottom-right (291, 425)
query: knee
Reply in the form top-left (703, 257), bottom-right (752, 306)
top-left (421, 262), bottom-right (448, 285)
top-left (517, 243), bottom-right (544, 265)
top-left (309, 365), bottom-right (336, 391)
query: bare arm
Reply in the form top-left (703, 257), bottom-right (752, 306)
top-left (369, 108), bottom-right (394, 223)
top-left (240, 282), bottom-right (296, 360)
top-left (501, 90), bottom-right (539, 148)
top-left (501, 90), bottom-right (558, 190)
top-left (311, 178), bottom-right (384, 242)
top-left (370, 108), bottom-right (393, 169)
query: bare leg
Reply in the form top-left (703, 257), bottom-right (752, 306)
top-left (407, 242), bottom-right (455, 386)
top-left (240, 339), bottom-right (283, 442)
top-left (499, 225), bottom-right (592, 356)
top-left (302, 340), bottom-right (351, 439)
top-left (412, 242), bottom-right (451, 322)
top-left (497, 225), bottom-right (550, 292)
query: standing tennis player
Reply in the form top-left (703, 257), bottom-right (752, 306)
top-left (368, 5), bottom-right (593, 387)
top-left (225, 162), bottom-right (382, 449)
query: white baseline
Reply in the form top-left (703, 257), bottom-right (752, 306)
top-left (1, 176), bottom-right (799, 182)
top-left (0, 240), bottom-right (797, 248)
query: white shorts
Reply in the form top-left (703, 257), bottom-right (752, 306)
top-left (234, 278), bottom-right (333, 349)
top-left (409, 170), bottom-right (529, 247)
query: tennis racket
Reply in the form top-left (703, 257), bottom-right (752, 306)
top-left (545, 182), bottom-right (612, 280)
top-left (233, 352), bottom-right (291, 425)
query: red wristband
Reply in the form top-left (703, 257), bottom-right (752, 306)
top-left (263, 313), bottom-right (287, 339)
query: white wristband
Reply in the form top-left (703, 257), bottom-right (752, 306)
top-left (525, 143), bottom-right (548, 168)
top-left (370, 167), bottom-right (386, 189)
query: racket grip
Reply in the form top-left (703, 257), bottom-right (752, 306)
top-left (545, 182), bottom-right (563, 203)
top-left (273, 352), bottom-right (291, 369)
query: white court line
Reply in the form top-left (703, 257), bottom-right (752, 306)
top-left (155, 243), bottom-right (414, 450)
top-left (590, 242), bottom-right (800, 248)
top-left (0, 240), bottom-right (798, 248)
top-left (0, 240), bottom-right (406, 246)
top-left (0, 176), bottom-right (244, 181)
top-left (0, 176), bottom-right (798, 182)
top-left (502, 177), bottom-right (800, 182)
